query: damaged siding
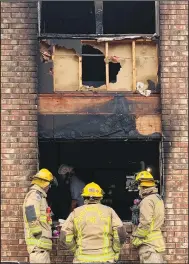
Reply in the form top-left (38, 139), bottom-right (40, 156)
top-left (38, 94), bottom-right (161, 139)
top-left (39, 38), bottom-right (159, 93)
top-left (54, 47), bottom-right (79, 91)
top-left (38, 37), bottom-right (161, 140)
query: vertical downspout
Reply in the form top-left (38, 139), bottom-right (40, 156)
top-left (37, 1), bottom-right (41, 171)
top-left (156, 1), bottom-right (164, 198)
top-left (160, 138), bottom-right (165, 199)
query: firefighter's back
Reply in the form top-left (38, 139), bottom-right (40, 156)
top-left (73, 203), bottom-right (119, 263)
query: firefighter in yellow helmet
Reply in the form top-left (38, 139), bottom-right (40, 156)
top-left (59, 182), bottom-right (128, 263)
top-left (131, 170), bottom-right (166, 263)
top-left (23, 169), bottom-right (58, 263)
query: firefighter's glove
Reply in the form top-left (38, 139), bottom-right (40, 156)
top-left (131, 236), bottom-right (143, 247)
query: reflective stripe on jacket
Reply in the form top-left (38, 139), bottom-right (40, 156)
top-left (60, 203), bottom-right (123, 263)
top-left (132, 187), bottom-right (165, 252)
top-left (23, 184), bottom-right (52, 253)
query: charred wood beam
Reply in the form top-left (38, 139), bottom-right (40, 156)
top-left (38, 114), bottom-right (162, 140)
top-left (95, 0), bottom-right (103, 35)
top-left (155, 1), bottom-right (160, 36)
top-left (38, 94), bottom-right (161, 115)
top-left (38, 34), bottom-right (159, 40)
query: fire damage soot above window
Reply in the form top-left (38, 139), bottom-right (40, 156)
top-left (82, 45), bottom-right (121, 88)
top-left (41, 1), bottom-right (96, 34)
top-left (103, 1), bottom-right (156, 34)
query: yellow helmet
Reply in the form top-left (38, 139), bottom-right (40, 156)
top-left (32, 168), bottom-right (58, 188)
top-left (135, 171), bottom-right (156, 188)
top-left (139, 181), bottom-right (156, 187)
top-left (135, 171), bottom-right (154, 182)
top-left (34, 168), bottom-right (53, 182)
top-left (81, 182), bottom-right (104, 198)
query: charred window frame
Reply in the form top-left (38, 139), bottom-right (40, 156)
top-left (38, 1), bottom-right (160, 37)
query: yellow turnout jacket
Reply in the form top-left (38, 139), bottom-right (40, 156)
top-left (23, 184), bottom-right (52, 253)
top-left (60, 202), bottom-right (125, 263)
top-left (132, 187), bottom-right (165, 252)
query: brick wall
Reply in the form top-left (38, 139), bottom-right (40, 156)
top-left (1, 1), bottom-right (38, 262)
top-left (1, 1), bottom-right (188, 263)
top-left (160, 1), bottom-right (188, 263)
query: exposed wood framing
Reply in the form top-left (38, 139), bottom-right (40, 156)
top-left (156, 43), bottom-right (159, 83)
top-left (48, 39), bottom-right (158, 92)
top-left (38, 94), bottom-right (161, 115)
top-left (105, 42), bottom-right (109, 89)
top-left (132, 40), bottom-right (136, 92)
top-left (79, 56), bottom-right (82, 90)
top-left (52, 46), bottom-right (55, 91)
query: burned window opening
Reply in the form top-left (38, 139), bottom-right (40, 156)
top-left (40, 1), bottom-right (157, 36)
top-left (41, 1), bottom-right (96, 34)
top-left (39, 39), bottom-right (159, 93)
top-left (82, 45), bottom-right (106, 88)
top-left (103, 1), bottom-right (156, 34)
top-left (109, 62), bottom-right (121, 84)
top-left (82, 45), bottom-right (121, 88)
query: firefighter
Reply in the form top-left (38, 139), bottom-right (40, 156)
top-left (23, 168), bottom-right (58, 263)
top-left (58, 164), bottom-right (85, 211)
top-left (59, 182), bottom-right (128, 263)
top-left (131, 171), bottom-right (165, 264)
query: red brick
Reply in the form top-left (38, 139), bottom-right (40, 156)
top-left (1, 1), bottom-right (188, 263)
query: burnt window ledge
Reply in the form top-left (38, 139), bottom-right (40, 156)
top-left (38, 33), bottom-right (159, 40)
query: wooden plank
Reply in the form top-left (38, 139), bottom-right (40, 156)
top-left (108, 42), bottom-right (132, 91)
top-left (38, 113), bottom-right (162, 139)
top-left (82, 39), bottom-right (154, 43)
top-left (53, 45), bottom-right (79, 91)
top-left (136, 115), bottom-right (162, 135)
top-left (38, 94), bottom-right (160, 115)
top-left (132, 40), bottom-right (136, 91)
top-left (52, 46), bottom-right (55, 91)
top-left (79, 56), bottom-right (82, 90)
top-left (156, 43), bottom-right (159, 83)
top-left (105, 42), bottom-right (109, 89)
top-left (135, 42), bottom-right (158, 89)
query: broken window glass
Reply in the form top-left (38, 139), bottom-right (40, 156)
top-left (41, 1), bottom-right (96, 34)
top-left (103, 1), bottom-right (155, 34)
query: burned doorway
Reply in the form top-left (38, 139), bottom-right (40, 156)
top-left (38, 140), bottom-right (160, 221)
